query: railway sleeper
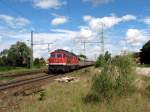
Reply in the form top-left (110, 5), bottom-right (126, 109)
top-left (23, 88), bottom-right (44, 96)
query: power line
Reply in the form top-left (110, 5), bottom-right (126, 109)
top-left (30, 31), bottom-right (33, 68)
top-left (33, 43), bottom-right (53, 52)
top-left (81, 40), bottom-right (102, 55)
top-left (30, 31), bottom-right (53, 68)
top-left (80, 23), bottom-right (105, 56)
top-left (99, 23), bottom-right (105, 55)
top-left (66, 1), bottom-right (106, 55)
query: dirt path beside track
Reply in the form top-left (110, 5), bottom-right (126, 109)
top-left (136, 67), bottom-right (150, 77)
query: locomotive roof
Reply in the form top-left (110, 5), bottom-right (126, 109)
top-left (52, 49), bottom-right (77, 57)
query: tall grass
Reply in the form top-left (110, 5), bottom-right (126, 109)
top-left (95, 51), bottom-right (111, 68)
top-left (3, 67), bottom-right (150, 112)
top-left (0, 66), bottom-right (16, 71)
top-left (85, 55), bottom-right (136, 102)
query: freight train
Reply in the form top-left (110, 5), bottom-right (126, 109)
top-left (48, 49), bottom-right (94, 73)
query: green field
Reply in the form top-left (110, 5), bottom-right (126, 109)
top-left (137, 64), bottom-right (150, 67)
top-left (3, 67), bottom-right (150, 112)
top-left (0, 66), bottom-right (47, 74)
top-left (0, 66), bottom-right (47, 81)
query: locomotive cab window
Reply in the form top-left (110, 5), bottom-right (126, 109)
top-left (51, 54), bottom-right (55, 58)
top-left (57, 54), bottom-right (62, 58)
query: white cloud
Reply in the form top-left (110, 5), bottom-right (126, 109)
top-left (0, 36), bottom-right (2, 42)
top-left (125, 29), bottom-right (148, 46)
top-left (52, 27), bottom-right (96, 40)
top-left (51, 16), bottom-right (68, 26)
top-left (83, 43), bottom-right (113, 60)
top-left (15, 17), bottom-right (30, 26)
top-left (33, 44), bottom-right (49, 58)
top-left (80, 14), bottom-right (137, 47)
top-left (51, 27), bottom-right (96, 41)
top-left (83, 15), bottom-right (92, 22)
top-left (0, 25), bottom-right (83, 58)
top-left (0, 15), bottom-right (13, 25)
top-left (0, 13), bottom-right (140, 59)
top-left (0, 42), bottom-right (11, 52)
top-left (34, 33), bottom-right (64, 43)
top-left (32, 29), bottom-right (80, 57)
top-left (144, 17), bottom-right (150, 26)
top-left (79, 27), bottom-right (93, 39)
top-left (83, 0), bottom-right (114, 5)
top-left (33, 0), bottom-right (66, 9)
top-left (63, 46), bottom-right (71, 51)
top-left (0, 28), bottom-right (78, 58)
top-left (0, 14), bottom-right (30, 28)
top-left (122, 15), bottom-right (136, 21)
top-left (50, 29), bottom-right (79, 39)
top-left (32, 28), bottom-right (101, 58)
top-left (83, 14), bottom-right (136, 30)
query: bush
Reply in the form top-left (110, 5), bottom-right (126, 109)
top-left (92, 69), bottom-right (114, 101)
top-left (140, 40), bottom-right (150, 64)
top-left (83, 92), bottom-right (100, 103)
top-left (86, 55), bottom-right (135, 103)
top-left (0, 66), bottom-right (16, 71)
top-left (112, 56), bottom-right (135, 96)
top-left (34, 58), bottom-right (40, 67)
top-left (33, 58), bottom-right (46, 68)
top-left (95, 55), bottom-right (105, 67)
top-left (38, 91), bottom-right (46, 101)
top-left (95, 51), bottom-right (111, 67)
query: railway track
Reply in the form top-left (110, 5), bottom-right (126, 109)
top-left (0, 73), bottom-right (60, 99)
top-left (0, 65), bottom-right (94, 99)
top-left (0, 74), bottom-right (52, 91)
top-left (0, 69), bottom-right (48, 77)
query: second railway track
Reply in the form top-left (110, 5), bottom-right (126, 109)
top-left (0, 66), bottom-right (94, 99)
top-left (0, 73), bottom-right (60, 99)
top-left (0, 74), bottom-right (54, 91)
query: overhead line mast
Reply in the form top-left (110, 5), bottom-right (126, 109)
top-left (30, 31), bottom-right (33, 68)
top-left (100, 23), bottom-right (105, 55)
top-left (30, 31), bottom-right (53, 68)
top-left (81, 23), bottom-right (105, 57)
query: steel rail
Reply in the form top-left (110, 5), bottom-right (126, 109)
top-left (0, 74), bottom-right (56, 91)
top-left (0, 73), bottom-right (49, 87)
top-left (0, 64), bottom-right (94, 92)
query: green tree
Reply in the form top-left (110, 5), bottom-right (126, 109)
top-left (34, 57), bottom-right (46, 67)
top-left (0, 49), bottom-right (8, 56)
top-left (95, 51), bottom-right (111, 67)
top-left (78, 54), bottom-right (87, 61)
top-left (0, 56), bottom-right (8, 66)
top-left (34, 58), bottom-right (40, 66)
top-left (0, 41), bottom-right (31, 67)
top-left (140, 40), bottom-right (150, 64)
top-left (39, 58), bottom-right (46, 65)
top-left (104, 51), bottom-right (111, 62)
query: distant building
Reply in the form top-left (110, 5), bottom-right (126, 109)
top-left (133, 52), bottom-right (140, 64)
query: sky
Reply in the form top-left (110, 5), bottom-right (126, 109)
top-left (0, 0), bottom-right (150, 60)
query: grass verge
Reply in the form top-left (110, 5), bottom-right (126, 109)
top-left (3, 67), bottom-right (150, 112)
top-left (0, 66), bottom-right (47, 77)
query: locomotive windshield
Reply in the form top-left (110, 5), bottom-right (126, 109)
top-left (57, 54), bottom-right (62, 58)
top-left (51, 54), bottom-right (55, 58)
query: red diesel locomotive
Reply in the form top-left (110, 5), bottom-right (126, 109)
top-left (48, 49), bottom-right (79, 73)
